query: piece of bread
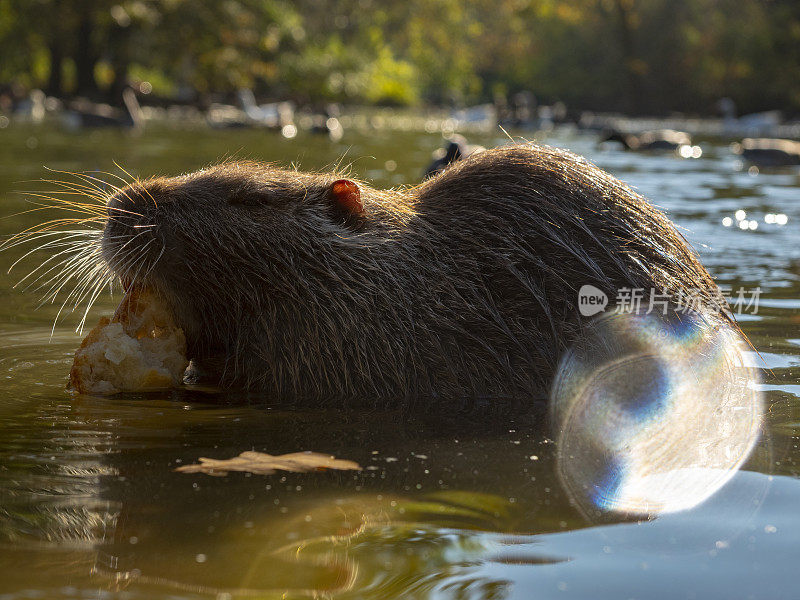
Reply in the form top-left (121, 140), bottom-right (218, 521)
top-left (69, 289), bottom-right (189, 395)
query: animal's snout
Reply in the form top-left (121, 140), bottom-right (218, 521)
top-left (103, 189), bottom-right (159, 251)
top-left (106, 191), bottom-right (141, 221)
top-left (104, 186), bottom-right (165, 233)
top-left (101, 188), bottom-right (163, 282)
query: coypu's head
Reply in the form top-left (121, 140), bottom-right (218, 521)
top-left (101, 162), bottom-right (395, 384)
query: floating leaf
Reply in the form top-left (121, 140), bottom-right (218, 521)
top-left (175, 451), bottom-right (362, 476)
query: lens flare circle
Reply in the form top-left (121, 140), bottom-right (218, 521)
top-left (551, 309), bottom-right (762, 518)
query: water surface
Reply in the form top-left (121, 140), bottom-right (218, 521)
top-left (1, 122), bottom-right (798, 599)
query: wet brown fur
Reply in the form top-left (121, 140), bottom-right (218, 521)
top-left (102, 143), bottom-right (727, 401)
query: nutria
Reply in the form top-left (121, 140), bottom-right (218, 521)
top-left (598, 128), bottom-right (692, 152)
top-left (99, 143), bottom-right (726, 401)
top-left (733, 138), bottom-right (800, 167)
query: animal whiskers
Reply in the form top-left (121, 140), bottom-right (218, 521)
top-left (1, 168), bottom-right (155, 335)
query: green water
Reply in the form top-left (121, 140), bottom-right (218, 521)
top-left (0, 122), bottom-right (798, 599)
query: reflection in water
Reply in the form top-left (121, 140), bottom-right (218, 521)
top-left (551, 309), bottom-right (763, 518)
top-left (92, 492), bottom-right (564, 598)
top-left (0, 383), bottom-right (576, 598)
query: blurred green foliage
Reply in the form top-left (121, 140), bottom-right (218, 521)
top-left (1, 0), bottom-right (799, 114)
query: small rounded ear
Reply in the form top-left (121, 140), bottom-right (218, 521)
top-left (328, 179), bottom-right (363, 215)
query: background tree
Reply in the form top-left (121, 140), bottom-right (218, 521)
top-left (0, 0), bottom-right (797, 115)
